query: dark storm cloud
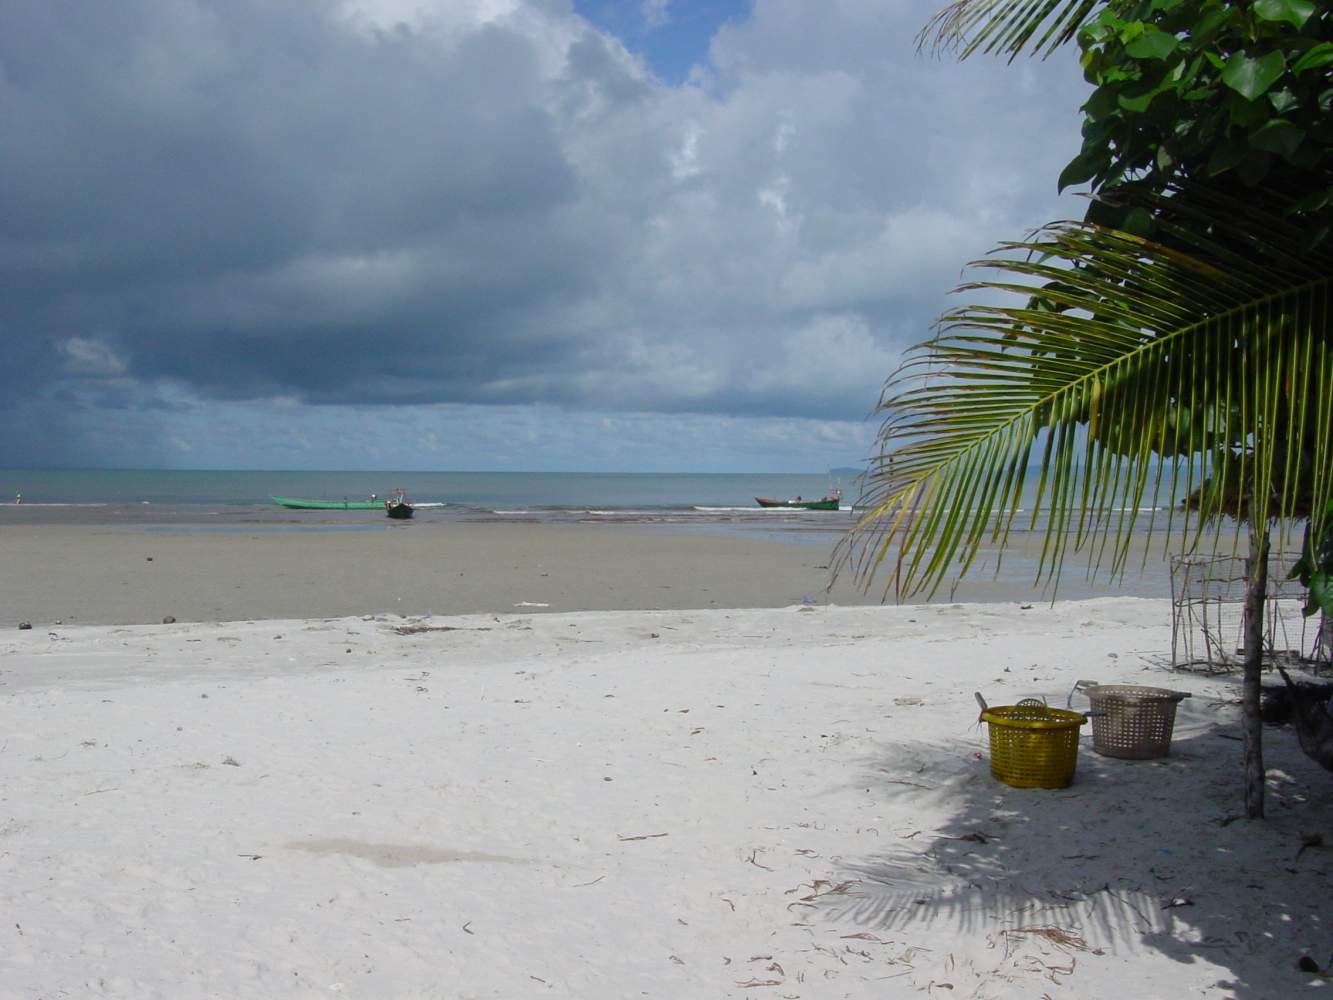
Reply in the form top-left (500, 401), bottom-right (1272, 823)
top-left (0, 0), bottom-right (1090, 465)
top-left (2, 1), bottom-right (589, 395)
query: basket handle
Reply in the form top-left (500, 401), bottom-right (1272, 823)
top-left (974, 691), bottom-right (996, 724)
top-left (1067, 680), bottom-right (1099, 709)
top-left (1068, 681), bottom-right (1111, 718)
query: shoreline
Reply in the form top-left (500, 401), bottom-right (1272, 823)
top-left (0, 520), bottom-right (1174, 628)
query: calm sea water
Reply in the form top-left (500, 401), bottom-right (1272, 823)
top-left (0, 469), bottom-right (862, 542)
top-left (0, 466), bottom-right (1186, 551)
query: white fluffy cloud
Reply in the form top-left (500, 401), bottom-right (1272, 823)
top-left (0, 0), bottom-right (1089, 469)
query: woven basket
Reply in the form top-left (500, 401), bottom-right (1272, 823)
top-left (1079, 683), bottom-right (1189, 760)
top-left (980, 698), bottom-right (1087, 789)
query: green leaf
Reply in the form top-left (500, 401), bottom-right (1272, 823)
top-left (1229, 95), bottom-right (1271, 128)
top-left (1253, 0), bottom-right (1315, 29)
top-left (1080, 23), bottom-right (1112, 46)
top-left (1293, 43), bottom-right (1333, 74)
top-left (1058, 150), bottom-right (1106, 191)
top-left (1124, 28), bottom-right (1178, 60)
top-left (1092, 8), bottom-right (1124, 32)
top-left (1293, 504), bottom-right (1333, 617)
top-left (1221, 51), bottom-right (1286, 101)
top-left (1120, 207), bottom-right (1154, 237)
top-left (1118, 20), bottom-right (1146, 44)
top-left (1292, 189), bottom-right (1331, 213)
top-left (1308, 572), bottom-right (1333, 619)
top-left (1084, 86), bottom-right (1119, 121)
top-left (1249, 119), bottom-right (1305, 160)
top-left (918, 0), bottom-right (1105, 60)
top-left (1119, 82), bottom-right (1167, 112)
top-left (1268, 88), bottom-right (1299, 114)
top-left (1192, 7), bottom-right (1232, 44)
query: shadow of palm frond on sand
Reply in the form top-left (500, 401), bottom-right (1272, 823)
top-left (823, 701), bottom-right (1333, 998)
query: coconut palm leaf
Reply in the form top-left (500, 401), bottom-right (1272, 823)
top-left (919, 0), bottom-right (1103, 60)
top-left (841, 184), bottom-right (1333, 600)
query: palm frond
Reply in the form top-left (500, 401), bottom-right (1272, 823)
top-left (918, 0), bottom-right (1103, 61)
top-left (840, 185), bottom-right (1333, 600)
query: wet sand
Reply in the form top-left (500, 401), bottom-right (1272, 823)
top-left (0, 520), bottom-right (1172, 627)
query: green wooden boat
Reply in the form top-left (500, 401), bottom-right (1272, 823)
top-left (754, 489), bottom-right (843, 511)
top-left (272, 496), bottom-right (385, 510)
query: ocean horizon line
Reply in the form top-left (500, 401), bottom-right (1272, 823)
top-left (0, 464), bottom-right (856, 477)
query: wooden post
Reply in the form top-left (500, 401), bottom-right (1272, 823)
top-left (1242, 523), bottom-right (1270, 819)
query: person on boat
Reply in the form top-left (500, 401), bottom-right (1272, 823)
top-left (795, 496), bottom-right (802, 502)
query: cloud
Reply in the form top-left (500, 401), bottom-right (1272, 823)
top-left (641, 1), bottom-right (672, 31)
top-left (0, 0), bottom-right (1089, 468)
top-left (58, 338), bottom-right (128, 377)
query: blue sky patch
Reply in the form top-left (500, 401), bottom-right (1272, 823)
top-left (574, 0), bottom-right (752, 84)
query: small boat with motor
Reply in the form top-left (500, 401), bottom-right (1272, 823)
top-left (384, 488), bottom-right (414, 519)
top-left (754, 488), bottom-right (843, 511)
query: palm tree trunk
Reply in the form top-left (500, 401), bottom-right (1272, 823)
top-left (1242, 522), bottom-right (1270, 819)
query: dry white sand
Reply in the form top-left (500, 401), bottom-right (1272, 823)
top-left (2, 598), bottom-right (1328, 998)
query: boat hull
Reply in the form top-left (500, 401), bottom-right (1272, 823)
top-left (385, 501), bottom-right (414, 519)
top-left (754, 496), bottom-right (841, 511)
top-left (272, 496), bottom-right (384, 510)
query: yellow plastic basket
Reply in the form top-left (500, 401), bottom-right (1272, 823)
top-left (980, 698), bottom-right (1087, 789)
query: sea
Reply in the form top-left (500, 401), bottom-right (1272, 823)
top-left (0, 469), bottom-right (863, 545)
top-left (0, 468), bottom-right (1214, 599)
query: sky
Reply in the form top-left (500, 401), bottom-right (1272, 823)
top-left (0, 0), bottom-right (1091, 472)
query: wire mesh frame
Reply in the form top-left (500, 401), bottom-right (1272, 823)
top-left (1170, 552), bottom-right (1332, 674)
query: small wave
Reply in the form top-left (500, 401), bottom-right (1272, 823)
top-left (691, 505), bottom-right (848, 514)
top-left (2, 502), bottom-right (108, 508)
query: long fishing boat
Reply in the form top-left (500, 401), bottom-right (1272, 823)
top-left (272, 496), bottom-right (385, 510)
top-left (754, 488), bottom-right (843, 511)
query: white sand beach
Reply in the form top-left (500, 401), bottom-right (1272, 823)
top-left (3, 597), bottom-right (1328, 998)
